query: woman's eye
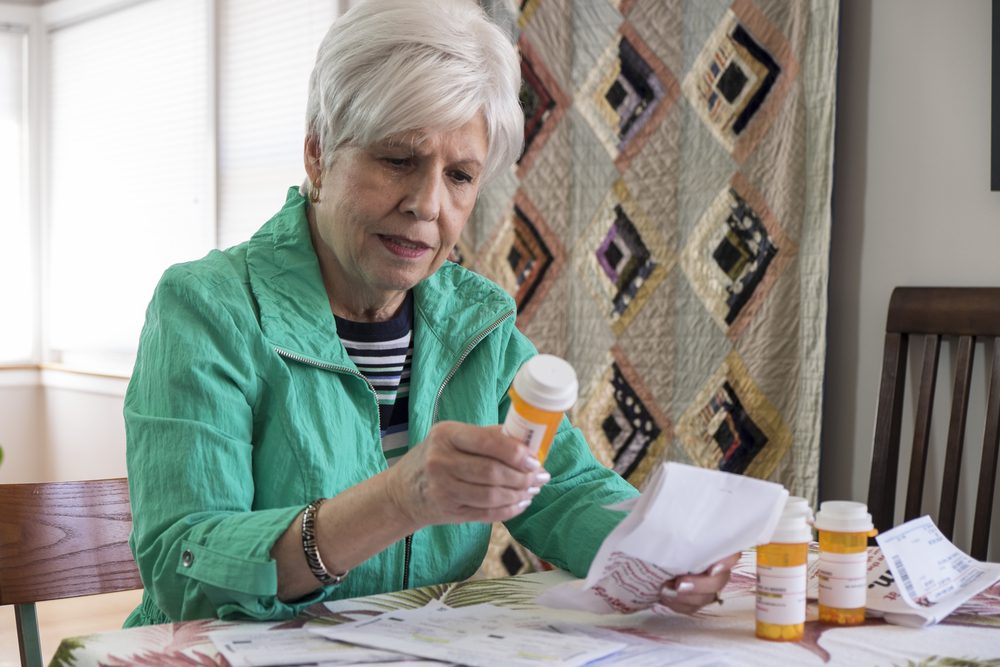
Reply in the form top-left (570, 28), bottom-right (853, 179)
top-left (450, 170), bottom-right (474, 184)
top-left (383, 156), bottom-right (410, 168)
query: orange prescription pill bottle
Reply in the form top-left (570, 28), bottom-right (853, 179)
top-left (814, 501), bottom-right (876, 625)
top-left (502, 355), bottom-right (578, 464)
top-left (756, 498), bottom-right (813, 641)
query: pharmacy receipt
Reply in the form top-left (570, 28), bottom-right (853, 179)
top-left (870, 515), bottom-right (1000, 626)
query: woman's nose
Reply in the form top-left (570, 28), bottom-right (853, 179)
top-left (401, 170), bottom-right (442, 221)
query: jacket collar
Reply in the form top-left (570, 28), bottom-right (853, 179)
top-left (247, 187), bottom-right (514, 366)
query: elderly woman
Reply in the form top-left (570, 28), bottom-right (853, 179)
top-left (124, 0), bottom-right (735, 627)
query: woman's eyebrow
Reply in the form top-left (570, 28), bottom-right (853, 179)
top-left (375, 133), bottom-right (422, 151)
top-left (374, 138), bottom-right (483, 168)
top-left (450, 156), bottom-right (483, 169)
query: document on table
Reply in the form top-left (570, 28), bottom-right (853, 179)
top-left (313, 601), bottom-right (732, 667)
top-left (537, 462), bottom-right (788, 614)
top-left (866, 515), bottom-right (1000, 627)
top-left (313, 602), bottom-right (624, 667)
top-left (558, 623), bottom-right (736, 667)
top-left (208, 627), bottom-right (442, 666)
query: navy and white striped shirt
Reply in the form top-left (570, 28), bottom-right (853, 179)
top-left (334, 294), bottom-right (413, 466)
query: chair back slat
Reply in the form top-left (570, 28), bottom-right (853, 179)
top-left (972, 338), bottom-right (1000, 559)
top-left (905, 334), bottom-right (940, 522)
top-left (869, 331), bottom-right (908, 531)
top-left (0, 478), bottom-right (142, 606)
top-left (868, 287), bottom-right (1000, 561)
top-left (937, 335), bottom-right (975, 539)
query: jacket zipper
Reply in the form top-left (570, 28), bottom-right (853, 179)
top-left (402, 534), bottom-right (413, 590)
top-left (276, 347), bottom-right (391, 587)
top-left (431, 309), bottom-right (515, 423)
top-left (273, 348), bottom-right (384, 435)
top-left (404, 309), bottom-right (515, 591)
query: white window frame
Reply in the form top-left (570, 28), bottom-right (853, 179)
top-left (0, 3), bottom-right (43, 365)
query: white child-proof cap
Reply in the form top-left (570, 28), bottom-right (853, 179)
top-left (768, 500), bottom-right (814, 544)
top-left (513, 354), bottom-right (579, 412)
top-left (813, 500), bottom-right (874, 533)
top-left (785, 495), bottom-right (815, 523)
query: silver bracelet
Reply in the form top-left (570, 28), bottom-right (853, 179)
top-left (301, 498), bottom-right (348, 586)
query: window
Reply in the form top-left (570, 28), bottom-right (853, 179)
top-left (2, 0), bottom-right (354, 374)
top-left (0, 24), bottom-right (32, 363)
top-left (217, 0), bottom-right (338, 248)
top-left (45, 0), bottom-right (213, 373)
top-left (41, 0), bottom-right (347, 374)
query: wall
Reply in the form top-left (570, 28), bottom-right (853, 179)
top-left (823, 0), bottom-right (1000, 557)
top-left (0, 372), bottom-right (45, 483)
top-left (0, 370), bottom-right (126, 483)
top-left (41, 372), bottom-right (128, 481)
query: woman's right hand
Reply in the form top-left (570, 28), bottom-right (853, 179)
top-left (386, 421), bottom-right (550, 528)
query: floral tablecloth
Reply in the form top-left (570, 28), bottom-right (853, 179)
top-left (52, 553), bottom-right (1000, 667)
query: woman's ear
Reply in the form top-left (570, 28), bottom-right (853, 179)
top-left (304, 134), bottom-right (323, 183)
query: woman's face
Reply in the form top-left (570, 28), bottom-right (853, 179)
top-left (306, 114), bottom-right (488, 321)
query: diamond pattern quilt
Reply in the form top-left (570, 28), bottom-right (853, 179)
top-left (469, 0), bottom-right (837, 577)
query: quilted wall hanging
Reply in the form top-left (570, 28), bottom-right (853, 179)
top-left (468, 0), bottom-right (838, 576)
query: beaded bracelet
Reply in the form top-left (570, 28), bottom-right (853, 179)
top-left (301, 498), bottom-right (348, 586)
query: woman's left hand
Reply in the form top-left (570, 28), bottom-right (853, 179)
top-left (656, 552), bottom-right (740, 615)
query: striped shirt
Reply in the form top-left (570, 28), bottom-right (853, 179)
top-left (334, 294), bottom-right (413, 466)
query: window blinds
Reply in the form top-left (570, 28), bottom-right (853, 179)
top-left (46, 0), bottom-right (211, 366)
top-left (216, 0), bottom-right (337, 248)
top-left (43, 0), bottom-right (346, 368)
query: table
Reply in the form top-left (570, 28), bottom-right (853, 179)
top-left (51, 553), bottom-right (1000, 667)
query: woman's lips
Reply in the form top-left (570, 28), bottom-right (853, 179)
top-left (378, 234), bottom-right (431, 259)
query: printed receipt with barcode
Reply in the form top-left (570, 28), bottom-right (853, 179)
top-left (868, 515), bottom-right (1000, 625)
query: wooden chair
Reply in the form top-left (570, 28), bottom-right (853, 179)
top-left (867, 287), bottom-right (1000, 560)
top-left (0, 478), bottom-right (143, 667)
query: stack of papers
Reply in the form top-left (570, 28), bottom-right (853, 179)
top-left (211, 601), bottom-right (733, 666)
top-left (211, 627), bottom-right (439, 666)
top-left (313, 603), bottom-right (623, 667)
top-left (866, 515), bottom-right (1000, 627)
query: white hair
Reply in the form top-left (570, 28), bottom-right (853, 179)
top-left (305, 0), bottom-right (523, 184)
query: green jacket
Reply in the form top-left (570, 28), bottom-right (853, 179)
top-left (124, 187), bottom-right (637, 626)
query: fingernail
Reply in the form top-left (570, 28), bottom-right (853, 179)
top-left (710, 562), bottom-right (726, 576)
top-left (534, 471), bottom-right (551, 484)
top-left (661, 586), bottom-right (679, 598)
top-left (527, 486), bottom-right (541, 496)
top-left (516, 499), bottom-right (532, 508)
top-left (523, 456), bottom-right (541, 470)
top-left (677, 581), bottom-right (694, 593)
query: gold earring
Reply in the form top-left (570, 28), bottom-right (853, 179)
top-left (309, 182), bottom-right (321, 204)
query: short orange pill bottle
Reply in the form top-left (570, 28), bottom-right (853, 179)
top-left (502, 355), bottom-right (578, 464)
top-left (756, 499), bottom-right (812, 641)
top-left (814, 500), bottom-right (876, 626)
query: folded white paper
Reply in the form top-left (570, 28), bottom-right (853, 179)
top-left (538, 462), bottom-right (788, 613)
